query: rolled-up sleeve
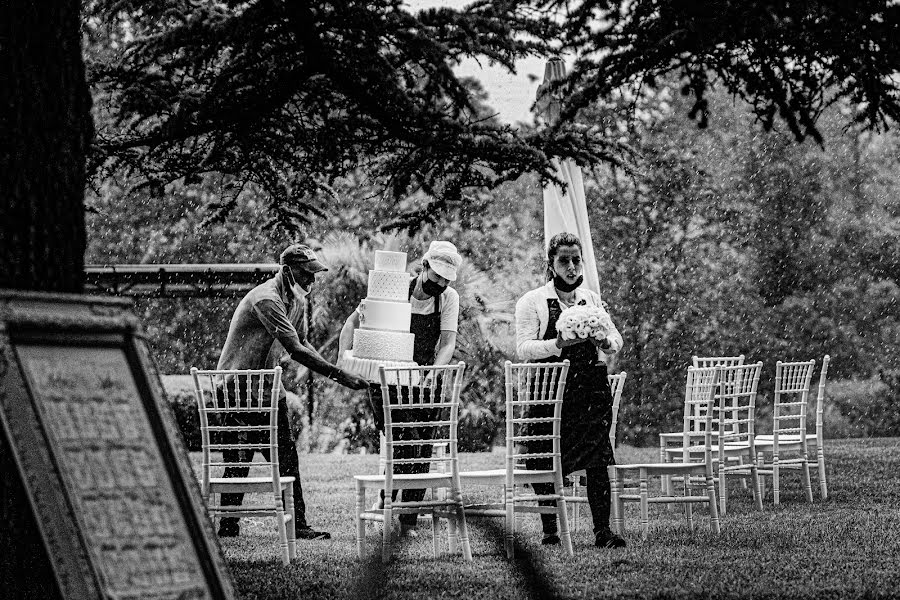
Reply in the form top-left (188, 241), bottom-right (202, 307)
top-left (252, 298), bottom-right (305, 358)
top-left (515, 293), bottom-right (562, 361)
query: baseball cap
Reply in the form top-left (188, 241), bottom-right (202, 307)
top-left (423, 240), bottom-right (462, 282)
top-left (279, 243), bottom-right (328, 273)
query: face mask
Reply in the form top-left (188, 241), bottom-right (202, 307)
top-left (284, 265), bottom-right (312, 297)
top-left (422, 278), bottom-right (447, 297)
top-left (553, 274), bottom-right (583, 293)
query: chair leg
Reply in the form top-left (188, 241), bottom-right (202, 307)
top-left (773, 454), bottom-right (780, 506)
top-left (750, 461), bottom-right (763, 511)
top-left (431, 511), bottom-right (440, 559)
top-left (557, 495), bottom-right (574, 557)
top-left (684, 474), bottom-right (694, 532)
top-left (571, 477), bottom-right (580, 535)
top-left (447, 502), bottom-right (459, 555)
top-left (274, 492), bottom-right (290, 566)
top-left (660, 441), bottom-right (671, 509)
top-left (608, 467), bottom-right (621, 536)
top-left (356, 483), bottom-right (366, 559)
top-left (705, 472), bottom-right (721, 535)
top-left (718, 465), bottom-right (727, 517)
top-left (505, 484), bottom-right (515, 559)
top-left (801, 456), bottom-right (814, 503)
top-left (284, 485), bottom-right (297, 561)
top-left (639, 468), bottom-right (649, 540)
top-left (451, 487), bottom-right (473, 562)
top-left (381, 497), bottom-right (392, 564)
top-left (756, 452), bottom-right (766, 500)
top-left (817, 444), bottom-right (828, 500)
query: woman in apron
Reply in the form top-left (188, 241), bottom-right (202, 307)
top-left (339, 241), bottom-right (463, 538)
top-left (514, 232), bottom-right (626, 549)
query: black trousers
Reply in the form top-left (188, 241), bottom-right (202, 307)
top-left (532, 466), bottom-right (611, 537)
top-left (368, 383), bottom-right (439, 527)
top-left (218, 396), bottom-right (308, 529)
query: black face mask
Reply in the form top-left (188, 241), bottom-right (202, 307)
top-left (553, 274), bottom-right (583, 293)
top-left (422, 278), bottom-right (447, 297)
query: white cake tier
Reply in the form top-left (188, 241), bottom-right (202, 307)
top-left (373, 250), bottom-right (407, 273)
top-left (359, 299), bottom-right (411, 332)
top-left (352, 329), bottom-right (414, 361)
top-left (366, 270), bottom-right (411, 302)
top-left (338, 350), bottom-right (418, 383)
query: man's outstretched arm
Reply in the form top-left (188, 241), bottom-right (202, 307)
top-left (254, 299), bottom-right (368, 389)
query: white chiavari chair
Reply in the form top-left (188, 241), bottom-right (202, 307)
top-left (659, 355), bottom-right (746, 496)
top-left (191, 367), bottom-right (295, 565)
top-left (664, 362), bottom-right (764, 516)
top-left (354, 363), bottom-right (472, 563)
top-left (458, 361), bottom-right (574, 558)
top-left (608, 366), bottom-right (722, 539)
top-left (754, 359), bottom-right (817, 504)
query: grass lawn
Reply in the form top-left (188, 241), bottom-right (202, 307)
top-left (194, 438), bottom-right (900, 599)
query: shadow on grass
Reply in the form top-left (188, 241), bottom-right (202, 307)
top-left (470, 518), bottom-right (558, 600)
top-left (349, 518), bottom-right (558, 600)
top-left (351, 552), bottom-right (390, 600)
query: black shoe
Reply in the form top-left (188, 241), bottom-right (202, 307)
top-left (217, 519), bottom-right (240, 538)
top-left (595, 529), bottom-right (627, 549)
top-left (541, 534), bottom-right (561, 545)
top-left (296, 527), bottom-right (331, 540)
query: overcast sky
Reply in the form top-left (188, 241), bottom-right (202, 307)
top-left (407, 0), bottom-right (550, 125)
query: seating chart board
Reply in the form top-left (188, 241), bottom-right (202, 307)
top-left (0, 291), bottom-right (234, 600)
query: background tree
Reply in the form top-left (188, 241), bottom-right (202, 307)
top-left (85, 0), bottom-right (900, 232)
top-left (1, 1), bottom-right (93, 292)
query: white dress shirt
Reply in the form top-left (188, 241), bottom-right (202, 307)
top-left (515, 280), bottom-right (623, 363)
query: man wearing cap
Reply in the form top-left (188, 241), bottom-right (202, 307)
top-left (339, 240), bottom-right (463, 537)
top-left (216, 243), bottom-right (369, 540)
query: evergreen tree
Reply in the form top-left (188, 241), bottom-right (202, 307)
top-left (86, 0), bottom-right (900, 230)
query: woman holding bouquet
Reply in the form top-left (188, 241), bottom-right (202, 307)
top-left (514, 232), bottom-right (626, 549)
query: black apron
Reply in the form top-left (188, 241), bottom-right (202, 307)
top-left (367, 279), bottom-right (442, 432)
top-left (409, 279), bottom-right (442, 366)
top-left (368, 281), bottom-right (444, 517)
top-left (532, 297), bottom-right (615, 474)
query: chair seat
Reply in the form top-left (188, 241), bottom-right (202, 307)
top-left (210, 476), bottom-right (294, 486)
top-left (355, 472), bottom-right (454, 489)
top-left (754, 434), bottom-right (816, 446)
top-left (459, 468), bottom-right (557, 485)
top-left (664, 443), bottom-right (750, 454)
top-left (612, 462), bottom-right (710, 474)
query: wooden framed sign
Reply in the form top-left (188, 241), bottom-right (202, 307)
top-left (0, 291), bottom-right (235, 600)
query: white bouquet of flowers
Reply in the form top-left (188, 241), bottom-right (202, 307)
top-left (557, 304), bottom-right (613, 341)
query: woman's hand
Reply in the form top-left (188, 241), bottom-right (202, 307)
top-left (556, 331), bottom-right (591, 349)
top-left (591, 336), bottom-right (612, 350)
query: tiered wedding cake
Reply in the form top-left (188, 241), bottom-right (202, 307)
top-left (339, 250), bottom-right (418, 381)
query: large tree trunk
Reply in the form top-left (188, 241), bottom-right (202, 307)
top-left (1, 3), bottom-right (91, 596)
top-left (0, 0), bottom-right (93, 293)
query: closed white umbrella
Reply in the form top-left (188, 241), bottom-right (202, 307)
top-left (535, 58), bottom-right (601, 296)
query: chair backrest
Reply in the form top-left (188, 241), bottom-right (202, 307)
top-left (814, 355), bottom-right (831, 441)
top-left (716, 362), bottom-right (763, 455)
top-left (686, 356), bottom-right (744, 433)
top-left (680, 366), bottom-right (721, 463)
top-left (378, 362), bottom-right (467, 489)
top-left (191, 367), bottom-right (284, 491)
top-left (504, 361), bottom-right (570, 481)
top-left (608, 372), bottom-right (627, 448)
top-left (773, 359), bottom-right (816, 445)
top-left (692, 355), bottom-right (745, 368)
